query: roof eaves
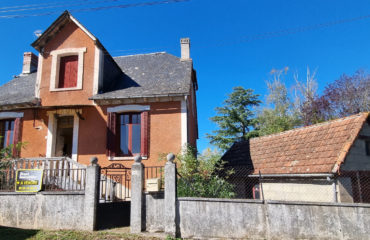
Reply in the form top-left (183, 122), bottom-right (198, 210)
top-left (90, 92), bottom-right (188, 101)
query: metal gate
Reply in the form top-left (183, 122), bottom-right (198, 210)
top-left (99, 163), bottom-right (131, 202)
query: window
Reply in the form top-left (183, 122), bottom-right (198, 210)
top-left (58, 55), bottom-right (78, 88)
top-left (366, 141), bottom-right (370, 156)
top-left (118, 113), bottom-right (141, 156)
top-left (50, 48), bottom-right (86, 91)
top-left (0, 119), bottom-right (15, 148)
top-left (106, 109), bottom-right (148, 159)
top-left (0, 116), bottom-right (22, 156)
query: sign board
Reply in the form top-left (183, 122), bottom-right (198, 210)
top-left (15, 169), bottom-right (43, 192)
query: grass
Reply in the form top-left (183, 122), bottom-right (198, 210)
top-left (0, 226), bottom-right (161, 240)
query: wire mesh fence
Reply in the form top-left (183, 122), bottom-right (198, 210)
top-left (177, 167), bottom-right (370, 204)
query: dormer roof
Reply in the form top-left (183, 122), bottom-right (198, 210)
top-left (31, 10), bottom-right (101, 53)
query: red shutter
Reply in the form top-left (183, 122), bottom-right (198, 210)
top-left (58, 56), bottom-right (78, 88)
top-left (141, 111), bottom-right (149, 157)
top-left (12, 118), bottom-right (22, 157)
top-left (106, 112), bottom-right (117, 157)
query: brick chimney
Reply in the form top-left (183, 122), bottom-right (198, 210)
top-left (22, 52), bottom-right (38, 75)
top-left (180, 38), bottom-right (191, 60)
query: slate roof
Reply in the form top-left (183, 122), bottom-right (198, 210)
top-left (222, 113), bottom-right (370, 175)
top-left (0, 52), bottom-right (193, 107)
top-left (0, 73), bottom-right (38, 107)
top-left (91, 52), bottom-right (193, 100)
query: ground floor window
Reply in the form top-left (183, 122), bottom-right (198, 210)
top-left (0, 119), bottom-right (15, 148)
top-left (118, 113), bottom-right (141, 156)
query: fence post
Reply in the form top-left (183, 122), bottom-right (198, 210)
top-left (130, 155), bottom-right (144, 233)
top-left (84, 156), bottom-right (100, 231)
top-left (164, 153), bottom-right (177, 237)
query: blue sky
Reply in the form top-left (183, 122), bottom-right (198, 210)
top-left (1, 0), bottom-right (370, 152)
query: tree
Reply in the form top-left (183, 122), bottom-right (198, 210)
top-left (176, 147), bottom-right (235, 198)
top-left (257, 68), bottom-right (300, 136)
top-left (293, 67), bottom-right (330, 125)
top-left (322, 70), bottom-right (370, 118)
top-left (207, 86), bottom-right (261, 151)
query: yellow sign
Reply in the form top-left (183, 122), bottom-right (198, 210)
top-left (15, 169), bottom-right (43, 192)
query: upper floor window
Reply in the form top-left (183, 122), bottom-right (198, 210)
top-left (58, 55), bottom-right (78, 88)
top-left (50, 47), bottom-right (86, 91)
top-left (366, 141), bottom-right (370, 156)
top-left (0, 119), bottom-right (14, 148)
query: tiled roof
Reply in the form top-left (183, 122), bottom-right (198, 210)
top-left (91, 52), bottom-right (193, 100)
top-left (0, 73), bottom-right (38, 107)
top-left (0, 52), bottom-right (193, 107)
top-left (222, 113), bottom-right (370, 174)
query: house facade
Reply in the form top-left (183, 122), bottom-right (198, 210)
top-left (222, 113), bottom-right (370, 203)
top-left (0, 11), bottom-right (198, 168)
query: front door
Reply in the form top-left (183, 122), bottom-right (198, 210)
top-left (54, 116), bottom-right (74, 158)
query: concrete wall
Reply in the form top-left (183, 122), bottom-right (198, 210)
top-left (0, 164), bottom-right (99, 231)
top-left (177, 197), bottom-right (370, 240)
top-left (144, 193), bottom-right (165, 232)
top-left (0, 192), bottom-right (86, 230)
top-left (262, 179), bottom-right (334, 202)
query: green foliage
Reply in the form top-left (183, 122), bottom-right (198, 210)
top-left (207, 86), bottom-right (261, 151)
top-left (176, 147), bottom-right (235, 198)
top-left (0, 141), bottom-right (26, 169)
top-left (256, 68), bottom-right (300, 136)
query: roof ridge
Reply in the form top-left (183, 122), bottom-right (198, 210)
top-left (113, 52), bottom-right (167, 58)
top-left (251, 112), bottom-right (370, 142)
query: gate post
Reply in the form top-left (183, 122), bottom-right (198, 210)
top-left (165, 153), bottom-right (177, 236)
top-left (130, 155), bottom-right (144, 233)
top-left (84, 156), bottom-right (100, 231)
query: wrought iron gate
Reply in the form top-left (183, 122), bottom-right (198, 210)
top-left (99, 163), bottom-right (131, 202)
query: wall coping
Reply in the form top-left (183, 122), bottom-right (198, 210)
top-left (0, 191), bottom-right (85, 196)
top-left (266, 200), bottom-right (370, 208)
top-left (177, 197), bottom-right (370, 208)
top-left (177, 197), bottom-right (264, 204)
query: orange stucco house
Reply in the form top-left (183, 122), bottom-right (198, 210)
top-left (0, 11), bottom-right (198, 168)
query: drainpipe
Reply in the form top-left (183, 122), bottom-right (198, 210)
top-left (328, 176), bottom-right (338, 203)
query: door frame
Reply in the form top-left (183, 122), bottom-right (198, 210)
top-left (46, 109), bottom-right (80, 161)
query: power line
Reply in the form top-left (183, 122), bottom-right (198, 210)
top-left (0, 0), bottom-right (123, 13)
top-left (0, 0), bottom-right (92, 10)
top-left (0, 0), bottom-right (190, 19)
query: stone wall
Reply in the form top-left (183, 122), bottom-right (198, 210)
top-left (0, 163), bottom-right (99, 231)
top-left (131, 154), bottom-right (370, 239)
top-left (0, 192), bottom-right (86, 230)
top-left (177, 198), bottom-right (370, 239)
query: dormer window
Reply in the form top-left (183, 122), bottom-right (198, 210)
top-left (58, 55), bottom-right (78, 88)
top-left (50, 47), bottom-right (86, 91)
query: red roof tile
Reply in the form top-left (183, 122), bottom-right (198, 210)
top-left (223, 112), bottom-right (369, 174)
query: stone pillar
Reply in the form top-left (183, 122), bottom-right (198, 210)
top-left (164, 153), bottom-right (177, 236)
top-left (84, 157), bottom-right (100, 231)
top-left (130, 155), bottom-right (144, 233)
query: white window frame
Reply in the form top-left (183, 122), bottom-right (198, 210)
top-left (50, 47), bottom-right (86, 91)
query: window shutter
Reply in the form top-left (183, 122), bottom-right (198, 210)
top-left (106, 112), bottom-right (117, 157)
top-left (141, 111), bottom-right (149, 157)
top-left (59, 55), bottom-right (78, 88)
top-left (12, 118), bottom-right (22, 157)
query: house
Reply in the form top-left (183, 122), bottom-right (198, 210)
top-left (222, 112), bottom-right (370, 203)
top-left (0, 11), bottom-right (198, 169)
